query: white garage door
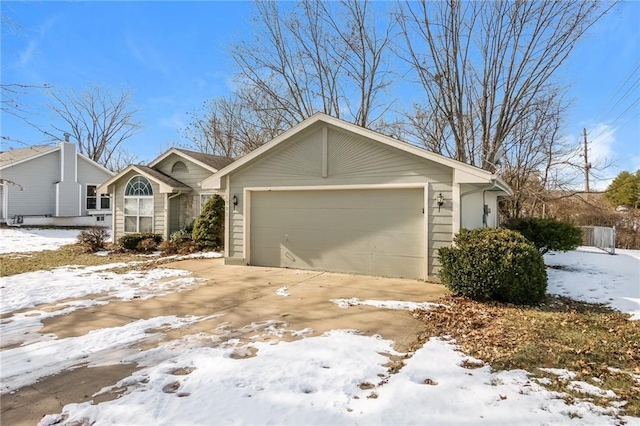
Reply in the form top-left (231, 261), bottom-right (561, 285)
top-left (249, 188), bottom-right (425, 279)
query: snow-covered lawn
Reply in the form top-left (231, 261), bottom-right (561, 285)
top-left (1, 241), bottom-right (638, 425)
top-left (0, 227), bottom-right (81, 253)
top-left (546, 247), bottom-right (640, 320)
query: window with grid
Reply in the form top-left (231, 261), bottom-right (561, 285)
top-left (124, 176), bottom-right (154, 233)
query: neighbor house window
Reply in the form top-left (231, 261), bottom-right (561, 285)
top-left (200, 193), bottom-right (213, 211)
top-left (124, 176), bottom-right (154, 233)
top-left (87, 185), bottom-right (111, 210)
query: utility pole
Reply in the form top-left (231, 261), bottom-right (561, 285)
top-left (583, 128), bottom-right (591, 194)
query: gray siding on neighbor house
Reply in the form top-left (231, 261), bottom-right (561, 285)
top-left (0, 150), bottom-right (60, 217)
top-left (77, 156), bottom-right (113, 216)
top-left (113, 170), bottom-right (165, 238)
top-left (227, 125), bottom-right (453, 278)
top-left (56, 142), bottom-right (81, 216)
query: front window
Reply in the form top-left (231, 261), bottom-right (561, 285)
top-left (124, 176), bottom-right (154, 233)
top-left (87, 185), bottom-right (111, 210)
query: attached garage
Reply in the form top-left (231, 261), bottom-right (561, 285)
top-left (249, 188), bottom-right (425, 279)
top-left (202, 113), bottom-right (512, 281)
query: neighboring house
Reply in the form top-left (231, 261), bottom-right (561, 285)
top-left (98, 148), bottom-right (234, 242)
top-left (201, 113), bottom-right (512, 281)
top-left (0, 139), bottom-right (115, 226)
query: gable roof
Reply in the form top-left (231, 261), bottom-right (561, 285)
top-left (202, 113), bottom-right (512, 194)
top-left (97, 164), bottom-right (191, 194)
top-left (0, 145), bottom-right (58, 170)
top-left (0, 144), bottom-right (115, 176)
top-left (148, 147), bottom-right (234, 173)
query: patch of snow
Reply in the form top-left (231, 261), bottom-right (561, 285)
top-left (291, 327), bottom-right (313, 337)
top-left (276, 286), bottom-right (290, 297)
top-left (539, 368), bottom-right (578, 380)
top-left (0, 315), bottom-right (205, 394)
top-left (331, 297), bottom-right (442, 311)
top-left (37, 414), bottom-right (64, 426)
top-left (54, 335), bottom-right (625, 425)
top-left (0, 227), bottom-right (81, 254)
top-left (568, 381), bottom-right (617, 399)
top-left (545, 248), bottom-right (640, 320)
top-left (0, 264), bottom-right (199, 314)
top-left (94, 250), bottom-right (111, 256)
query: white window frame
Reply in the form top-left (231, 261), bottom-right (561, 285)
top-left (124, 176), bottom-right (154, 233)
top-left (86, 184), bottom-right (111, 211)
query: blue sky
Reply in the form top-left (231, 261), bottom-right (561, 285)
top-left (1, 1), bottom-right (639, 189)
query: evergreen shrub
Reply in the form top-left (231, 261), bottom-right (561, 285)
top-left (438, 228), bottom-right (547, 304)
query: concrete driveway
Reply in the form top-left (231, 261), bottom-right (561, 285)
top-left (2, 258), bottom-right (447, 425)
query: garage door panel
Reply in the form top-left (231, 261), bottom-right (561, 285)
top-left (253, 189), bottom-right (423, 210)
top-left (250, 189), bottom-right (425, 279)
top-left (251, 207), bottom-right (422, 233)
top-left (252, 226), bottom-right (423, 258)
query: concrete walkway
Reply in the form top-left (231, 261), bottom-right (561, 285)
top-left (2, 258), bottom-right (447, 425)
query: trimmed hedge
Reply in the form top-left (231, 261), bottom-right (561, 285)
top-left (117, 233), bottom-right (163, 251)
top-left (192, 194), bottom-right (225, 249)
top-left (502, 217), bottom-right (582, 254)
top-left (438, 228), bottom-right (547, 305)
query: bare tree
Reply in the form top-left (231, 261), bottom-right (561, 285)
top-left (499, 93), bottom-right (583, 218)
top-left (48, 86), bottom-right (141, 168)
top-left (398, 0), bottom-right (615, 170)
top-left (184, 86), bottom-right (287, 158)
top-left (229, 0), bottom-right (395, 129)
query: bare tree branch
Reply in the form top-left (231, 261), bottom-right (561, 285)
top-left (48, 85), bottom-right (142, 169)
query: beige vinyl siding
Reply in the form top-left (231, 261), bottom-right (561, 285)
top-left (0, 150), bottom-right (59, 217)
top-left (155, 154), bottom-right (215, 235)
top-left (113, 170), bottom-right (165, 238)
top-left (154, 154), bottom-right (213, 188)
top-left (250, 189), bottom-right (425, 279)
top-left (227, 125), bottom-right (453, 278)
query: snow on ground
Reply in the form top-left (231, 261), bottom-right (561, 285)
top-left (46, 332), bottom-right (627, 426)
top-left (0, 262), bottom-right (210, 348)
top-left (1, 315), bottom-right (221, 394)
top-left (0, 227), bottom-right (81, 254)
top-left (331, 297), bottom-right (442, 311)
top-left (545, 247), bottom-right (640, 319)
top-left (1, 240), bottom-right (638, 425)
top-left (0, 264), bottom-right (198, 314)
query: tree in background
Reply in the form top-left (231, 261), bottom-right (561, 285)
top-left (605, 170), bottom-right (640, 208)
top-left (184, 86), bottom-right (287, 158)
top-left (397, 0), bottom-right (613, 171)
top-left (48, 85), bottom-right (141, 171)
top-left (229, 0), bottom-right (395, 129)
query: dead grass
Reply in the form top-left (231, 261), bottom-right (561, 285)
top-left (0, 244), bottom-right (143, 277)
top-left (412, 295), bottom-right (640, 417)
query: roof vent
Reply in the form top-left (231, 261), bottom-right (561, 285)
top-left (63, 133), bottom-right (70, 142)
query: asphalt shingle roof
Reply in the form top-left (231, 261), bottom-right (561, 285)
top-left (0, 145), bottom-right (57, 168)
top-left (174, 148), bottom-right (235, 171)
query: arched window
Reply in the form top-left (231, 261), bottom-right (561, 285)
top-left (124, 176), bottom-right (154, 233)
top-left (171, 161), bottom-right (188, 173)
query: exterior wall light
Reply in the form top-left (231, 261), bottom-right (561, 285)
top-left (437, 193), bottom-right (445, 212)
top-left (232, 195), bottom-right (238, 208)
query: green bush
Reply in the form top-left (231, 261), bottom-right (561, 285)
top-left (502, 217), bottom-right (582, 254)
top-left (118, 233), bottom-right (163, 251)
top-left (438, 228), bottom-right (547, 305)
top-left (192, 194), bottom-right (225, 250)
